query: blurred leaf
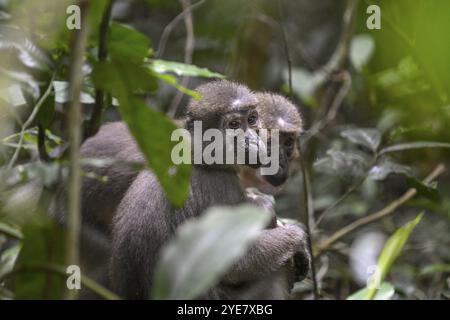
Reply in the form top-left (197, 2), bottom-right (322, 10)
top-left (289, 67), bottom-right (327, 102)
top-left (406, 176), bottom-right (440, 202)
top-left (341, 128), bottom-right (381, 152)
top-left (347, 282), bottom-right (395, 300)
top-left (0, 222), bottom-right (23, 240)
top-left (350, 34), bottom-right (375, 71)
top-left (52, 81), bottom-right (103, 104)
top-left (92, 60), bottom-right (191, 207)
top-left (152, 72), bottom-right (201, 100)
top-left (150, 59), bottom-right (225, 79)
top-left (152, 205), bottom-right (270, 299)
top-left (420, 263), bottom-right (450, 276)
top-left (4, 162), bottom-right (60, 188)
top-left (108, 22), bottom-right (151, 63)
top-left (13, 213), bottom-right (65, 299)
top-left (0, 243), bottom-right (22, 279)
top-left (314, 149), bottom-right (369, 179)
top-left (379, 141), bottom-right (450, 154)
top-left (367, 213), bottom-right (423, 300)
top-left (368, 160), bottom-right (412, 180)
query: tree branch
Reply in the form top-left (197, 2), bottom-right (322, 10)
top-left (277, 0), bottom-right (319, 299)
top-left (314, 164), bottom-right (446, 258)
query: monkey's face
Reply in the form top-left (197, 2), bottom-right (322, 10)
top-left (262, 131), bottom-right (297, 187)
top-left (221, 108), bottom-right (267, 168)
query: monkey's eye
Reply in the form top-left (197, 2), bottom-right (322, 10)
top-left (228, 120), bottom-right (241, 129)
top-left (247, 113), bottom-right (258, 126)
top-left (284, 137), bottom-right (295, 148)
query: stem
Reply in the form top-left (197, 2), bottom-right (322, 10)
top-left (314, 164), bottom-right (446, 258)
top-left (156, 0), bottom-right (207, 59)
top-left (7, 78), bottom-right (54, 169)
top-left (65, 0), bottom-right (90, 300)
top-left (277, 0), bottom-right (319, 299)
top-left (86, 0), bottom-right (114, 138)
top-left (167, 0), bottom-right (195, 118)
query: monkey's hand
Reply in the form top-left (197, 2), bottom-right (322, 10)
top-left (223, 223), bottom-right (307, 284)
top-left (246, 188), bottom-right (277, 228)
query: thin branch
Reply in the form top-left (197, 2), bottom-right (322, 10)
top-left (0, 264), bottom-right (120, 300)
top-left (156, 0), bottom-right (206, 59)
top-left (167, 0), bottom-right (195, 118)
top-left (298, 154), bottom-right (319, 299)
top-left (277, 0), bottom-right (292, 98)
top-left (315, 155), bottom-right (377, 227)
top-left (7, 77), bottom-right (54, 170)
top-left (303, 71), bottom-right (351, 143)
top-left (86, 0), bottom-right (115, 138)
top-left (277, 0), bottom-right (319, 299)
top-left (314, 164), bottom-right (446, 258)
top-left (65, 0), bottom-right (90, 300)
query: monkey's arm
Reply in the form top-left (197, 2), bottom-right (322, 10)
top-left (222, 224), bottom-right (308, 283)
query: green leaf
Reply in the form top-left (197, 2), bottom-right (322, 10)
top-left (379, 141), bottom-right (450, 155)
top-left (0, 243), bottom-right (22, 279)
top-left (152, 72), bottom-right (201, 100)
top-left (350, 34), bottom-right (375, 71)
top-left (341, 128), bottom-right (381, 152)
top-left (366, 213), bottom-right (423, 300)
top-left (152, 205), bottom-right (271, 299)
top-left (13, 213), bottom-right (65, 299)
top-left (406, 177), bottom-right (440, 202)
top-left (108, 22), bottom-right (151, 63)
top-left (347, 282), bottom-right (395, 300)
top-left (92, 60), bottom-right (191, 207)
top-left (149, 59), bottom-right (225, 79)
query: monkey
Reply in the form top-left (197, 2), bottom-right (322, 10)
top-left (51, 82), bottom-right (309, 299)
top-left (234, 92), bottom-right (310, 298)
top-left (109, 80), bottom-right (308, 299)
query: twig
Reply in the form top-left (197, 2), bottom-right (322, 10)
top-left (65, 0), bottom-right (90, 300)
top-left (6, 77), bottom-right (54, 170)
top-left (277, 0), bottom-right (292, 98)
top-left (277, 0), bottom-right (319, 299)
top-left (315, 155), bottom-right (377, 227)
top-left (156, 0), bottom-right (206, 59)
top-left (86, 0), bottom-right (114, 138)
top-left (0, 263), bottom-right (120, 300)
top-left (303, 71), bottom-right (351, 143)
top-left (314, 164), bottom-right (446, 258)
top-left (167, 0), bottom-right (195, 118)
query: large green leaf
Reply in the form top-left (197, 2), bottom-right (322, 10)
top-left (108, 22), bottom-right (151, 63)
top-left (92, 60), bottom-right (191, 207)
top-left (366, 213), bottom-right (423, 300)
top-left (152, 205), bottom-right (271, 300)
top-left (149, 59), bottom-right (225, 79)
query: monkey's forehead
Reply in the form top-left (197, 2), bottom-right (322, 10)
top-left (255, 93), bottom-right (302, 131)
